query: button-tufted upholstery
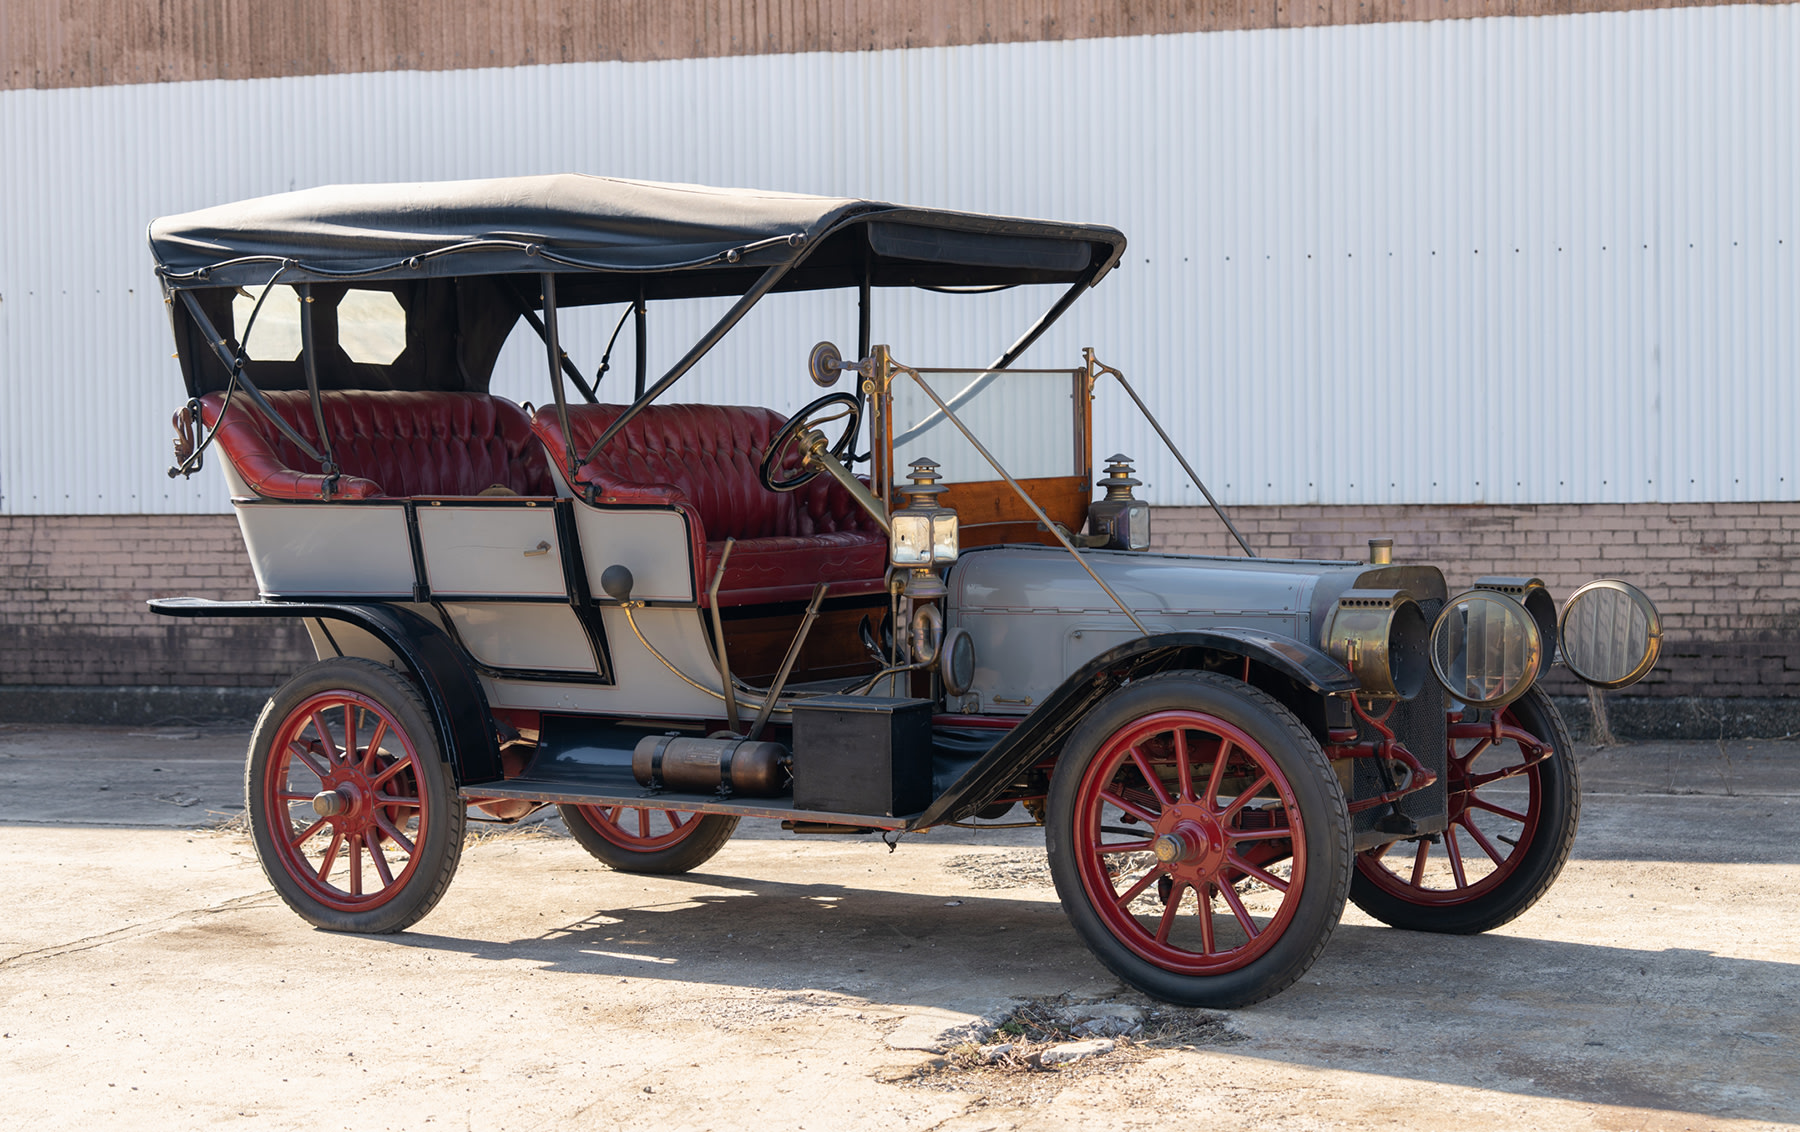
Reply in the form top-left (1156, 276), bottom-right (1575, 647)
top-left (200, 390), bottom-right (553, 500)
top-left (533, 403), bottom-right (888, 607)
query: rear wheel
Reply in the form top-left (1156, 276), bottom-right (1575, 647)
top-left (1350, 685), bottom-right (1578, 934)
top-left (246, 658), bottom-right (464, 933)
top-left (559, 804), bottom-right (739, 874)
top-left (1046, 671), bottom-right (1351, 1008)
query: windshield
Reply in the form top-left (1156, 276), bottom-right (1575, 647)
top-left (888, 368), bottom-right (1086, 485)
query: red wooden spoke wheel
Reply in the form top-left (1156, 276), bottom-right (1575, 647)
top-left (265, 690), bottom-right (427, 912)
top-left (247, 658), bottom-right (463, 933)
top-left (559, 803), bottom-right (738, 875)
top-left (1073, 710), bottom-right (1309, 975)
top-left (1350, 685), bottom-right (1579, 935)
top-left (1047, 672), bottom-right (1351, 1008)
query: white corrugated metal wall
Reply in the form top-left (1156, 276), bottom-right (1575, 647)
top-left (0, 3), bottom-right (1794, 515)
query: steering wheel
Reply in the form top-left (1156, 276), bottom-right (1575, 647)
top-left (760, 392), bottom-right (863, 493)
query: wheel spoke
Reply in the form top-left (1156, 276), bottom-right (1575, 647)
top-left (1460, 813), bottom-right (1507, 865)
top-left (1203, 738), bottom-right (1232, 809)
top-left (1466, 763), bottom-right (1536, 790)
top-left (1127, 744), bottom-right (1173, 807)
top-left (1195, 883), bottom-right (1216, 954)
top-left (370, 753), bottom-right (410, 789)
top-left (276, 791), bottom-right (314, 803)
top-left (1409, 838), bottom-right (1430, 887)
top-left (362, 718), bottom-right (388, 770)
top-left (1095, 838), bottom-right (1155, 855)
top-left (1217, 775), bottom-right (1272, 824)
top-left (368, 834), bottom-right (395, 886)
top-left (1115, 864), bottom-right (1164, 909)
top-left (663, 810), bottom-right (683, 829)
top-left (373, 811), bottom-right (415, 855)
top-left (310, 711), bottom-right (340, 762)
top-left (1217, 880), bottom-right (1261, 940)
top-left (1468, 797), bottom-right (1529, 824)
top-left (341, 705), bottom-right (358, 773)
top-left (637, 808), bottom-right (650, 838)
top-left (1225, 854), bottom-right (1291, 893)
top-left (1098, 790), bottom-right (1161, 827)
top-left (1444, 827), bottom-right (1469, 888)
top-left (290, 817), bottom-right (327, 848)
top-left (1154, 881), bottom-right (1185, 943)
top-left (317, 831), bottom-right (344, 882)
top-left (348, 834), bottom-right (363, 897)
top-left (1173, 730), bottom-right (1194, 803)
top-left (287, 741), bottom-right (331, 781)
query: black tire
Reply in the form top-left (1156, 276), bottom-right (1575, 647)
top-left (1045, 671), bottom-right (1352, 1008)
top-left (246, 657), bottom-right (464, 933)
top-left (558, 804), bottom-right (739, 875)
top-left (1350, 684), bottom-right (1579, 934)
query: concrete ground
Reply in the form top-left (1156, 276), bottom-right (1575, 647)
top-left (0, 722), bottom-right (1795, 1131)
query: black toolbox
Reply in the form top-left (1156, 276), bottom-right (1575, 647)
top-left (790, 695), bottom-right (935, 817)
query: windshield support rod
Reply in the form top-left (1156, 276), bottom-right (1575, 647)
top-left (175, 290), bottom-right (331, 467)
top-left (891, 265), bottom-right (1103, 447)
top-left (988, 266), bottom-right (1098, 374)
top-left (510, 282), bottom-right (597, 404)
top-left (581, 259), bottom-right (797, 465)
top-left (1087, 349), bottom-right (1258, 559)
top-left (633, 288), bottom-right (647, 399)
top-left (858, 253), bottom-right (872, 359)
top-left (296, 284), bottom-right (341, 491)
top-left (541, 273), bottom-right (579, 481)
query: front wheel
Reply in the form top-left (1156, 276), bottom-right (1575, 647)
top-left (559, 805), bottom-right (739, 874)
top-left (1046, 671), bottom-right (1352, 1008)
top-left (246, 657), bottom-right (464, 933)
top-left (1350, 684), bottom-right (1579, 934)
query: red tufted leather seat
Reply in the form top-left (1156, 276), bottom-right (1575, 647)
top-left (533, 403), bottom-right (888, 607)
top-left (200, 390), bottom-right (553, 499)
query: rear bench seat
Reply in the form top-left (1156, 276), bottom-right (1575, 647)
top-left (532, 403), bottom-right (888, 607)
top-left (200, 390), bottom-right (553, 499)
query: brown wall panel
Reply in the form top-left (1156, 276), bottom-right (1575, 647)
top-left (2, 0), bottom-right (1786, 92)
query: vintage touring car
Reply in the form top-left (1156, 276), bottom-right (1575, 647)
top-left (147, 175), bottom-right (1662, 1006)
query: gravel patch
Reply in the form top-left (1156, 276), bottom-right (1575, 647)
top-left (942, 848), bottom-right (1053, 889)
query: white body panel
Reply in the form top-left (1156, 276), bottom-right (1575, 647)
top-left (480, 607), bottom-right (729, 718)
top-left (416, 504), bottom-right (564, 597)
top-left (440, 602), bottom-right (597, 673)
top-left (570, 504), bottom-right (695, 603)
top-left (235, 502), bottom-right (415, 598)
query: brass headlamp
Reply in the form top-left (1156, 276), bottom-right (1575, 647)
top-left (1324, 588), bottom-right (1430, 700)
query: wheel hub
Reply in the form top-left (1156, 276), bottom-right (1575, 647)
top-left (311, 789), bottom-right (350, 817)
top-left (1152, 808), bottom-right (1226, 881)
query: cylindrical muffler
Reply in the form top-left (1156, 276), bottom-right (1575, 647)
top-left (632, 734), bottom-right (791, 797)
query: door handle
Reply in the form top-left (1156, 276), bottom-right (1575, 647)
top-left (524, 540), bottom-right (552, 557)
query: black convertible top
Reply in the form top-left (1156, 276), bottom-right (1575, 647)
top-left (149, 174), bottom-right (1126, 294)
top-left (151, 175), bottom-right (1127, 411)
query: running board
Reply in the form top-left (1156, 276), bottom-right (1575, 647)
top-left (461, 775), bottom-right (914, 831)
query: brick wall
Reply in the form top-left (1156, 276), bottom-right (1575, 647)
top-left (0, 515), bottom-right (311, 687)
top-left (1153, 502), bottom-right (1800, 699)
top-left (2, 504), bottom-right (1794, 698)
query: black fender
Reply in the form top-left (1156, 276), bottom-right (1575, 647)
top-left (149, 597), bottom-right (502, 784)
top-left (915, 628), bottom-right (1356, 828)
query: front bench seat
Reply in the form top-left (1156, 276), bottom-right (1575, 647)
top-left (532, 403), bottom-right (888, 607)
top-left (199, 390), bottom-right (553, 499)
